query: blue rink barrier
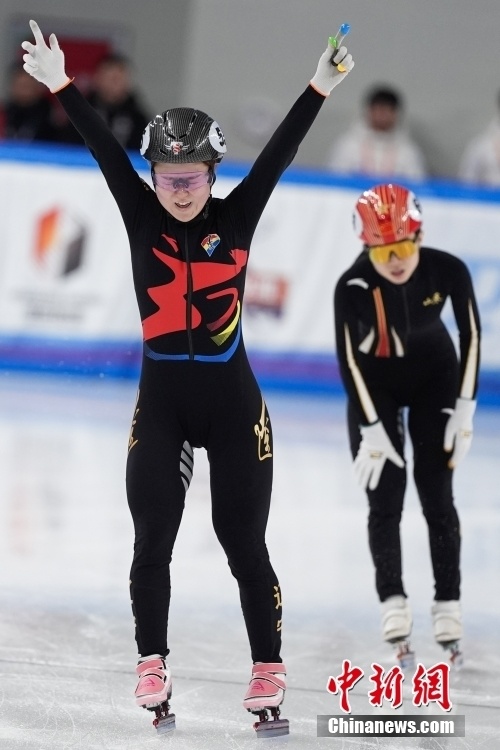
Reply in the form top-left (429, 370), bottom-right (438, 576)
top-left (0, 336), bottom-right (142, 379)
top-left (0, 337), bottom-right (498, 407)
top-left (249, 351), bottom-right (500, 407)
top-left (3, 141), bottom-right (500, 202)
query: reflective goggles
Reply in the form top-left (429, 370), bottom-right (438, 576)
top-left (368, 239), bottom-right (418, 264)
top-left (153, 171), bottom-right (211, 192)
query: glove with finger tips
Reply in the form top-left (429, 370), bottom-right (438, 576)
top-left (443, 397), bottom-right (476, 469)
top-left (21, 19), bottom-right (71, 93)
top-left (310, 41), bottom-right (354, 97)
top-left (353, 421), bottom-right (404, 491)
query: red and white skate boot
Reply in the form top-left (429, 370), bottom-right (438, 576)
top-left (135, 654), bottom-right (175, 734)
top-left (243, 662), bottom-right (289, 737)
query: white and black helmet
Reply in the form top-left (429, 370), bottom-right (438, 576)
top-left (140, 107), bottom-right (227, 163)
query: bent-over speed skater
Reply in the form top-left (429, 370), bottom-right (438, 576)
top-left (334, 183), bottom-right (480, 669)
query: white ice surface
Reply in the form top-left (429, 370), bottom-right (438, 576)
top-left (0, 372), bottom-right (498, 749)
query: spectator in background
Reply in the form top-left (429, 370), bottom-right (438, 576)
top-left (58, 53), bottom-right (149, 150)
top-left (327, 85), bottom-right (427, 180)
top-left (458, 91), bottom-right (500, 186)
top-left (0, 64), bottom-right (57, 142)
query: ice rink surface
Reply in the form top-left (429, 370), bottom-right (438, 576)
top-left (0, 371), bottom-right (498, 750)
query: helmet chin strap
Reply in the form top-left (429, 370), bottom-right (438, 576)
top-left (203, 195), bottom-right (212, 219)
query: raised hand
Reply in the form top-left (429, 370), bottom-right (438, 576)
top-left (310, 32), bottom-right (354, 97)
top-left (21, 19), bottom-right (71, 93)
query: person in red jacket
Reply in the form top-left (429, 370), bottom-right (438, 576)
top-left (21, 19), bottom-right (354, 736)
top-left (334, 183), bottom-right (481, 669)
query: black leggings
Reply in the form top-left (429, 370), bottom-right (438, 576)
top-left (348, 379), bottom-right (461, 603)
top-left (126, 356), bottom-right (282, 663)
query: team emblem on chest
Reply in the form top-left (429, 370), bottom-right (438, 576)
top-left (202, 234), bottom-right (221, 256)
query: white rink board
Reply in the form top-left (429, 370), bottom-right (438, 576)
top-left (0, 152), bottom-right (499, 369)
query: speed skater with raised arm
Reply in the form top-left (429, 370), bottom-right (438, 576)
top-left (22, 19), bottom-right (354, 737)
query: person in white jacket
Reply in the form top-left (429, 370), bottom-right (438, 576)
top-left (327, 85), bottom-right (427, 180)
top-left (458, 93), bottom-right (500, 186)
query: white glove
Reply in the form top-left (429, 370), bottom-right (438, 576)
top-left (310, 40), bottom-right (354, 96)
top-left (443, 397), bottom-right (476, 469)
top-left (21, 20), bottom-right (71, 93)
top-left (354, 421), bottom-right (405, 491)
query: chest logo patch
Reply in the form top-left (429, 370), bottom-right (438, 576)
top-left (423, 291), bottom-right (443, 306)
top-left (202, 234), bottom-right (221, 256)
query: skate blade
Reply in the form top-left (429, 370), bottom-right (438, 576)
top-left (154, 714), bottom-right (176, 734)
top-left (441, 641), bottom-right (464, 670)
top-left (393, 640), bottom-right (415, 670)
top-left (153, 712), bottom-right (176, 734)
top-left (254, 718), bottom-right (289, 738)
top-left (398, 652), bottom-right (416, 670)
top-left (148, 699), bottom-right (176, 735)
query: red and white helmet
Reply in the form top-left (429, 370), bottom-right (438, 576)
top-left (353, 183), bottom-right (423, 245)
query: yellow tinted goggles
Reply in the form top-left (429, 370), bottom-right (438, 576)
top-left (369, 240), bottom-right (418, 264)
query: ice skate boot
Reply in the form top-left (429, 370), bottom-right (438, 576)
top-left (432, 600), bottom-right (463, 669)
top-left (381, 596), bottom-right (415, 670)
top-left (135, 654), bottom-right (175, 734)
top-left (243, 662), bottom-right (289, 737)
